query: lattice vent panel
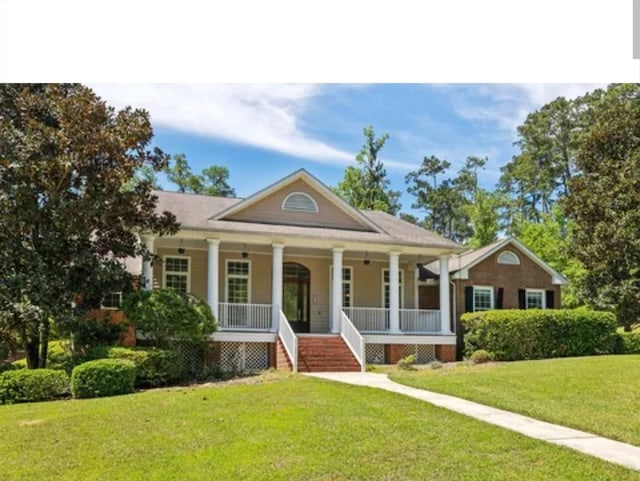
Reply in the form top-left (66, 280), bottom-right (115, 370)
top-left (219, 342), bottom-right (269, 372)
top-left (365, 344), bottom-right (386, 364)
top-left (403, 344), bottom-right (436, 363)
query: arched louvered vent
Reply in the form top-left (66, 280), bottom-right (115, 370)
top-left (497, 250), bottom-right (520, 265)
top-left (281, 192), bottom-right (318, 213)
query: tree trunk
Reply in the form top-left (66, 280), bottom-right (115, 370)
top-left (38, 317), bottom-right (49, 368)
top-left (25, 338), bottom-right (39, 369)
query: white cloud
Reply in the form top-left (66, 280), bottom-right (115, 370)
top-left (89, 83), bottom-right (356, 164)
top-left (450, 83), bottom-right (607, 134)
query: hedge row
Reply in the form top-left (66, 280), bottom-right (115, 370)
top-left (0, 369), bottom-right (69, 404)
top-left (71, 359), bottom-right (136, 399)
top-left (462, 309), bottom-right (617, 361)
top-left (87, 346), bottom-right (184, 388)
top-left (619, 331), bottom-right (640, 354)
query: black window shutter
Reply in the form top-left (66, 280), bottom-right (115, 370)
top-left (545, 290), bottom-right (555, 309)
top-left (518, 289), bottom-right (526, 309)
top-left (495, 288), bottom-right (504, 309)
top-left (465, 286), bottom-right (474, 312)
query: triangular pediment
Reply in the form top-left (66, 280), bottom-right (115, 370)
top-left (211, 169), bottom-right (381, 232)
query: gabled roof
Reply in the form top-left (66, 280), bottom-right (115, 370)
top-left (150, 170), bottom-right (464, 251)
top-left (210, 168), bottom-right (382, 233)
top-left (420, 237), bottom-right (568, 285)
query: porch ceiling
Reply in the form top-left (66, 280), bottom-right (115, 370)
top-left (153, 237), bottom-right (440, 264)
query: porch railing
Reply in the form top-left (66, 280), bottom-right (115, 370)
top-left (343, 307), bottom-right (390, 332)
top-left (278, 310), bottom-right (297, 372)
top-left (218, 303), bottom-right (272, 331)
top-left (340, 310), bottom-right (365, 371)
top-left (399, 309), bottom-right (442, 333)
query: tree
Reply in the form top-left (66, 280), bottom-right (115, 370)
top-left (165, 154), bottom-right (236, 197)
top-left (406, 155), bottom-right (494, 243)
top-left (122, 289), bottom-right (216, 347)
top-left (200, 166), bottom-right (236, 197)
top-left (463, 189), bottom-right (501, 248)
top-left (0, 84), bottom-right (179, 368)
top-left (517, 206), bottom-right (586, 307)
top-left (123, 164), bottom-right (160, 192)
top-left (563, 83), bottom-right (640, 330)
top-left (334, 126), bottom-right (401, 215)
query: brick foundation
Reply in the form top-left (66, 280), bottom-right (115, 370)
top-left (436, 344), bottom-right (456, 362)
top-left (275, 338), bottom-right (293, 371)
top-left (385, 344), bottom-right (406, 364)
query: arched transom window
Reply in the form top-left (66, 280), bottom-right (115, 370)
top-left (497, 250), bottom-right (520, 265)
top-left (281, 192), bottom-right (318, 213)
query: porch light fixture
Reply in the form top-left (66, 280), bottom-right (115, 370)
top-left (363, 252), bottom-right (370, 265)
top-left (242, 244), bottom-right (248, 258)
top-left (177, 239), bottom-right (186, 255)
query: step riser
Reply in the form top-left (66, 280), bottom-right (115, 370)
top-left (295, 336), bottom-right (361, 372)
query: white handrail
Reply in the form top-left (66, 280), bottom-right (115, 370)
top-left (340, 310), bottom-right (365, 372)
top-left (343, 307), bottom-right (389, 332)
top-left (399, 308), bottom-right (441, 333)
top-left (218, 303), bottom-right (272, 331)
top-left (278, 309), bottom-right (297, 372)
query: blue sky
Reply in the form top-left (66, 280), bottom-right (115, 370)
top-left (91, 83), bottom-right (602, 215)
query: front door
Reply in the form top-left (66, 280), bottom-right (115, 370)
top-left (282, 262), bottom-right (311, 333)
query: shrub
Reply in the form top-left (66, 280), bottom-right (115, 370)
top-left (620, 331), bottom-right (640, 354)
top-left (462, 309), bottom-right (617, 361)
top-left (69, 316), bottom-right (126, 350)
top-left (87, 346), bottom-right (183, 387)
top-left (11, 359), bottom-right (27, 369)
top-left (123, 289), bottom-right (216, 347)
top-left (46, 340), bottom-right (85, 373)
top-left (71, 359), bottom-right (136, 398)
top-left (397, 354), bottom-right (417, 370)
top-left (470, 349), bottom-right (493, 364)
top-left (0, 369), bottom-right (69, 404)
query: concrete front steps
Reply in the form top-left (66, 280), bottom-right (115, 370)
top-left (297, 335), bottom-right (361, 372)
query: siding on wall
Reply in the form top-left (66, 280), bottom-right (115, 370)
top-left (226, 179), bottom-right (371, 231)
top-left (154, 248), bottom-right (416, 333)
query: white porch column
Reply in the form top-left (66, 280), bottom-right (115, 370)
top-left (206, 239), bottom-right (220, 321)
top-left (331, 247), bottom-right (344, 333)
top-left (271, 243), bottom-right (284, 332)
top-left (389, 251), bottom-right (400, 333)
top-left (439, 255), bottom-right (453, 334)
top-left (141, 235), bottom-right (155, 291)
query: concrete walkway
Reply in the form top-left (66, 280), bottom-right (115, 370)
top-left (306, 372), bottom-right (640, 472)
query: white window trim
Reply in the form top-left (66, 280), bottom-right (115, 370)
top-left (281, 192), bottom-right (319, 213)
top-left (329, 265), bottom-right (354, 309)
top-left (225, 259), bottom-right (252, 304)
top-left (497, 250), bottom-right (521, 265)
top-left (525, 288), bottom-right (546, 309)
top-left (163, 255), bottom-right (191, 293)
top-left (381, 268), bottom-right (405, 309)
top-left (101, 292), bottom-right (122, 310)
top-left (473, 285), bottom-right (494, 312)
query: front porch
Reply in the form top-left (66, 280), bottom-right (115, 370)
top-left (215, 302), bottom-right (447, 335)
top-left (140, 235), bottom-right (458, 371)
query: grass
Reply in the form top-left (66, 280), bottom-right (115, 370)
top-left (1, 372), bottom-right (639, 480)
top-left (386, 355), bottom-right (640, 447)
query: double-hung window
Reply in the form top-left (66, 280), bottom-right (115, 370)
top-left (226, 260), bottom-right (250, 303)
top-left (330, 266), bottom-right (353, 308)
top-left (525, 289), bottom-right (545, 309)
top-left (164, 257), bottom-right (190, 294)
top-left (473, 286), bottom-right (493, 311)
top-left (382, 269), bottom-right (404, 309)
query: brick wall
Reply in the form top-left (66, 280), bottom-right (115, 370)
top-left (274, 338), bottom-right (293, 371)
top-left (385, 344), bottom-right (406, 364)
top-left (435, 344), bottom-right (456, 362)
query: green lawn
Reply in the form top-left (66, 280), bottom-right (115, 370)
top-left (1, 372), bottom-right (639, 480)
top-left (387, 355), bottom-right (640, 447)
